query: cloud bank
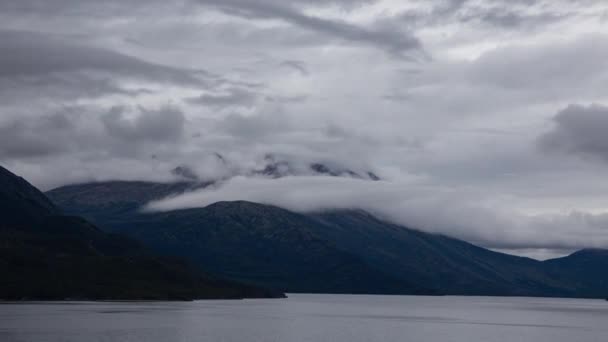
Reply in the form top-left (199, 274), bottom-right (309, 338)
top-left (146, 176), bottom-right (608, 255)
top-left (539, 104), bottom-right (608, 162)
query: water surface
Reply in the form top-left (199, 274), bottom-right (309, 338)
top-left (1, 294), bottom-right (607, 342)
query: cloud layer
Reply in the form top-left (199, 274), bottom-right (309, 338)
top-left (539, 104), bottom-right (608, 161)
top-left (147, 176), bottom-right (608, 254)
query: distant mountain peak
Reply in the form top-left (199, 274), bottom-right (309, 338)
top-left (569, 248), bottom-right (608, 257)
top-left (252, 155), bottom-right (380, 181)
top-left (0, 165), bottom-right (59, 226)
top-left (168, 152), bottom-right (380, 183)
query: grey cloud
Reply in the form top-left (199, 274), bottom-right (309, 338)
top-left (0, 107), bottom-right (107, 160)
top-left (1, 0), bottom-right (422, 57)
top-left (0, 112), bottom-right (75, 159)
top-left (456, 0), bottom-right (569, 29)
top-left (0, 30), bottom-right (206, 85)
top-left (0, 105), bottom-right (186, 160)
top-left (381, 34), bottom-right (608, 120)
top-left (186, 88), bottom-right (259, 108)
top-left (538, 104), bottom-right (608, 161)
top-left (102, 106), bottom-right (186, 143)
top-left (187, 86), bottom-right (307, 110)
top-left (399, 0), bottom-right (575, 30)
top-left (280, 60), bottom-right (309, 76)
top-left (468, 36), bottom-right (608, 90)
top-left (196, 0), bottom-right (424, 58)
top-left (466, 10), bottom-right (566, 29)
top-left (0, 0), bottom-right (192, 19)
top-left (0, 0), bottom-right (371, 15)
top-left (127, 20), bottom-right (343, 52)
top-left (0, 75), bottom-right (153, 105)
top-left (217, 112), bottom-right (292, 140)
top-left (146, 176), bottom-right (608, 252)
top-left (265, 95), bottom-right (309, 104)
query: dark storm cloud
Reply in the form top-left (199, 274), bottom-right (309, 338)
top-left (0, 30), bottom-right (206, 85)
top-left (538, 104), bottom-right (608, 161)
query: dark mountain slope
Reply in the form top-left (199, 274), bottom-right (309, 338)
top-left (48, 180), bottom-right (204, 211)
top-left (309, 211), bottom-right (576, 297)
top-left (47, 180), bottom-right (608, 298)
top-left (0, 166), bottom-right (57, 226)
top-left (543, 249), bottom-right (608, 298)
top-left (0, 166), bottom-right (280, 300)
top-left (93, 201), bottom-right (430, 295)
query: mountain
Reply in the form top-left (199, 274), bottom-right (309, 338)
top-left (64, 200), bottom-right (431, 295)
top-left (543, 249), bottom-right (608, 298)
top-left (48, 183), bottom-right (430, 294)
top-left (308, 210), bottom-right (576, 297)
top-left (168, 154), bottom-right (381, 182)
top-left (0, 166), bottom-right (57, 226)
top-left (252, 156), bottom-right (380, 181)
top-left (0, 166), bottom-right (281, 300)
top-left (47, 180), bottom-right (608, 298)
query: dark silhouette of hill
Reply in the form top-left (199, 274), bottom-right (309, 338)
top-left (0, 166), bottom-right (282, 300)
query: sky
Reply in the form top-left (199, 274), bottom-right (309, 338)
top-left (2, 0), bottom-right (608, 259)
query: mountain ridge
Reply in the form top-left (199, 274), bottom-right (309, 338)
top-left (47, 180), bottom-right (608, 298)
top-left (0, 166), bottom-right (282, 300)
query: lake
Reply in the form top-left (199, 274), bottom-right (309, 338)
top-left (1, 294), bottom-right (607, 342)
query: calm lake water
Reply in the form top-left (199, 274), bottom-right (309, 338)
top-left (1, 294), bottom-right (607, 342)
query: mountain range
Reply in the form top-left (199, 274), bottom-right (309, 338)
top-left (0, 166), bottom-right (281, 300)
top-left (170, 154), bottom-right (381, 182)
top-left (47, 177), bottom-right (608, 298)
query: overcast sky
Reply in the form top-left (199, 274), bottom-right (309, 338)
top-left (2, 0), bottom-right (608, 259)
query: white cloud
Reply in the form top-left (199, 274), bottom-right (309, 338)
top-left (146, 175), bottom-right (608, 254)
